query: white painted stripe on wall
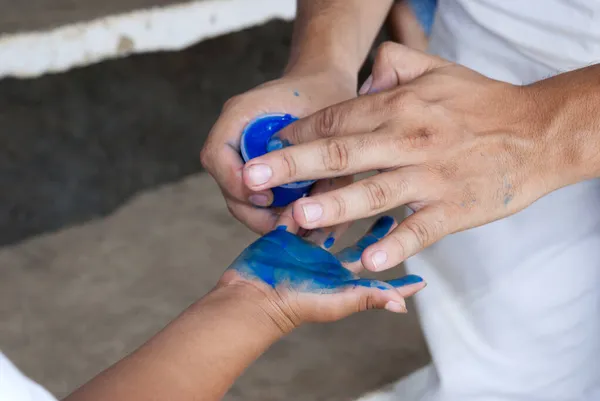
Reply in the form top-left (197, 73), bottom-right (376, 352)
top-left (0, 0), bottom-right (295, 79)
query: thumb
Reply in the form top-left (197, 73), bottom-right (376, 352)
top-left (359, 42), bottom-right (449, 95)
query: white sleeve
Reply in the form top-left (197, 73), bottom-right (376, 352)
top-left (0, 353), bottom-right (57, 401)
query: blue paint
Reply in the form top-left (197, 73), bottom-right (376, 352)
top-left (387, 275), bottom-right (423, 287)
top-left (293, 91), bottom-right (300, 97)
top-left (266, 136), bottom-right (291, 153)
top-left (324, 236), bottom-right (335, 249)
top-left (240, 114), bottom-right (315, 207)
top-left (337, 216), bottom-right (395, 263)
top-left (407, 0), bottom-right (438, 36)
top-left (229, 228), bottom-right (422, 293)
top-left (276, 225), bottom-right (287, 231)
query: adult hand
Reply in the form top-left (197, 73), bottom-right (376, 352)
top-left (201, 69), bottom-right (356, 235)
top-left (219, 211), bottom-right (426, 330)
top-left (242, 42), bottom-right (575, 271)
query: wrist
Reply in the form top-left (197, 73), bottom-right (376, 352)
top-left (284, 55), bottom-right (358, 87)
top-left (525, 66), bottom-right (600, 187)
top-left (202, 282), bottom-right (298, 338)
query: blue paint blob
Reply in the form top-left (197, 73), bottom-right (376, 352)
top-left (324, 236), bottom-right (335, 249)
top-left (337, 216), bottom-right (395, 263)
top-left (276, 225), bottom-right (287, 231)
top-left (266, 135), bottom-right (291, 153)
top-left (229, 228), bottom-right (421, 294)
top-left (293, 91), bottom-right (300, 97)
top-left (240, 114), bottom-right (315, 207)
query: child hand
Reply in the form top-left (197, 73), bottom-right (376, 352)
top-left (218, 214), bottom-right (426, 332)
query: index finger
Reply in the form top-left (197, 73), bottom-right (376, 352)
top-left (272, 94), bottom-right (387, 147)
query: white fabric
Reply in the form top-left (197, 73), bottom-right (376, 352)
top-left (0, 353), bottom-right (57, 401)
top-left (384, 1), bottom-right (600, 400)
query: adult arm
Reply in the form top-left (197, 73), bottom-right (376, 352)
top-left (241, 42), bottom-right (600, 271)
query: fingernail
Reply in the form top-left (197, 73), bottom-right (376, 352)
top-left (371, 251), bottom-right (388, 271)
top-left (246, 164), bottom-right (272, 186)
top-left (384, 301), bottom-right (407, 314)
top-left (358, 75), bottom-right (373, 95)
top-left (302, 203), bottom-right (323, 223)
top-left (249, 193), bottom-right (270, 207)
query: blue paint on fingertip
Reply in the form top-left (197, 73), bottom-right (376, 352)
top-left (387, 275), bottom-right (424, 287)
top-left (337, 216), bottom-right (395, 263)
top-left (276, 225), bottom-right (287, 231)
top-left (324, 236), bottom-right (335, 249)
top-left (371, 216), bottom-right (395, 238)
top-left (293, 91), bottom-right (300, 97)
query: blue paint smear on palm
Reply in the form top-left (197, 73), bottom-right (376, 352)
top-left (230, 218), bottom-right (423, 293)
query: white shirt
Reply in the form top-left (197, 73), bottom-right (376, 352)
top-left (398, 1), bottom-right (600, 401)
top-left (0, 353), bottom-right (56, 401)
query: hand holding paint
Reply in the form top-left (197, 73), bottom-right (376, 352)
top-left (240, 114), bottom-right (315, 207)
top-left (218, 216), bottom-right (425, 329)
top-left (202, 70), bottom-right (356, 233)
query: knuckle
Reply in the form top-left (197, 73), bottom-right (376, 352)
top-left (377, 41), bottom-right (398, 59)
top-left (315, 107), bottom-right (340, 138)
top-left (362, 180), bottom-right (391, 212)
top-left (356, 292), bottom-right (377, 312)
top-left (364, 293), bottom-right (378, 311)
top-left (200, 145), bottom-right (213, 169)
top-left (403, 218), bottom-right (434, 248)
top-left (330, 193), bottom-right (348, 221)
top-left (389, 90), bottom-right (419, 110)
top-left (387, 233), bottom-right (408, 262)
top-left (222, 95), bottom-right (241, 111)
top-left (321, 138), bottom-right (350, 172)
top-left (280, 150), bottom-right (298, 180)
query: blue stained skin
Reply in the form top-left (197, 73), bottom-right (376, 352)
top-left (337, 216), bottom-right (395, 263)
top-left (229, 227), bottom-right (422, 293)
top-left (293, 91), bottom-right (300, 97)
top-left (323, 236), bottom-right (335, 249)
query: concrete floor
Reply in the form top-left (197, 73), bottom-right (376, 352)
top-left (0, 20), bottom-right (430, 400)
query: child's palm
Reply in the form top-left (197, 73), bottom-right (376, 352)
top-left (221, 217), bottom-right (425, 325)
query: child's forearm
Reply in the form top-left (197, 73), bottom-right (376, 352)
top-left (64, 284), bottom-right (288, 401)
top-left (286, 0), bottom-right (393, 80)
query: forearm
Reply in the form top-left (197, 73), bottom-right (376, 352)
top-left (64, 285), bottom-right (287, 401)
top-left (286, 0), bottom-right (393, 82)
top-left (525, 64), bottom-right (600, 187)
